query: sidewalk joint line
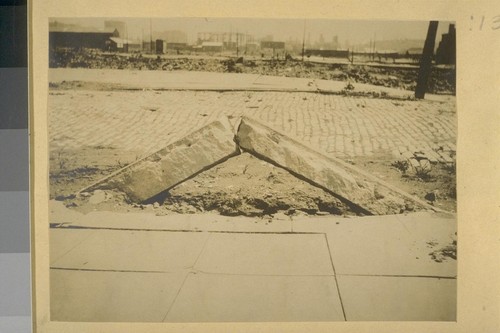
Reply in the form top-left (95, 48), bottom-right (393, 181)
top-left (337, 273), bottom-right (457, 279)
top-left (190, 270), bottom-right (335, 278)
top-left (162, 271), bottom-right (191, 322)
top-left (50, 224), bottom-right (322, 235)
top-left (50, 267), bottom-right (170, 274)
top-left (323, 233), bottom-right (347, 321)
top-left (190, 233), bottom-right (211, 270)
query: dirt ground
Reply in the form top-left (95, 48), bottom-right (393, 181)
top-left (50, 146), bottom-right (456, 217)
top-left (348, 152), bottom-right (456, 213)
top-left (157, 153), bottom-right (354, 217)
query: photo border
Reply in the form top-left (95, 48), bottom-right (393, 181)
top-left (31, 0), bottom-right (500, 332)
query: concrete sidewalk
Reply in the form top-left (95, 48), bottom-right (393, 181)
top-left (49, 68), bottom-right (454, 102)
top-left (49, 202), bottom-right (456, 322)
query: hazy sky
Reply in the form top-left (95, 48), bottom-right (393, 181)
top-left (50, 17), bottom-right (454, 45)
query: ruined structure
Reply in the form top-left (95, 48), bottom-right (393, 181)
top-left (79, 117), bottom-right (443, 216)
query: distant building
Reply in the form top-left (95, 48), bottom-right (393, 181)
top-left (49, 26), bottom-right (119, 50)
top-left (260, 41), bottom-right (285, 50)
top-left (406, 47), bottom-right (423, 62)
top-left (104, 20), bottom-right (127, 39)
top-left (108, 37), bottom-right (140, 53)
top-left (260, 41), bottom-right (286, 58)
top-left (436, 24), bottom-right (456, 65)
top-left (305, 49), bottom-right (349, 58)
top-left (142, 41), bottom-right (155, 53)
top-left (166, 42), bottom-right (188, 51)
top-left (155, 39), bottom-right (166, 54)
top-left (197, 32), bottom-right (252, 50)
top-left (245, 42), bottom-right (260, 53)
top-left (201, 41), bottom-right (223, 52)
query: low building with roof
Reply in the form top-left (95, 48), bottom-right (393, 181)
top-left (107, 37), bottom-right (141, 53)
top-left (49, 26), bottom-right (119, 50)
top-left (201, 41), bottom-right (223, 52)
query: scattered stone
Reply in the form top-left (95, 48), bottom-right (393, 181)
top-left (88, 190), bottom-right (107, 204)
top-left (163, 153), bottom-right (354, 217)
top-left (429, 239), bottom-right (457, 262)
top-left (408, 158), bottom-right (420, 169)
top-left (419, 159), bottom-right (432, 171)
top-left (425, 191), bottom-right (437, 202)
top-left (405, 203), bottom-right (415, 211)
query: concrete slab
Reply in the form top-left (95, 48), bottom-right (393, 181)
top-left (337, 275), bottom-right (456, 321)
top-left (51, 229), bottom-right (210, 272)
top-left (65, 210), bottom-right (292, 233)
top-left (49, 229), bottom-right (97, 265)
top-left (252, 75), bottom-right (316, 91)
top-left (194, 233), bottom-right (333, 276)
top-left (49, 200), bottom-right (84, 224)
top-left (291, 214), bottom-right (385, 233)
top-left (48, 69), bottom-right (455, 102)
top-left (324, 213), bottom-right (456, 277)
top-left (396, 211), bottom-right (457, 237)
top-left (50, 269), bottom-right (187, 322)
top-left (82, 118), bottom-right (238, 202)
top-left (49, 69), bottom-right (263, 91)
top-left (165, 273), bottom-right (345, 322)
top-left (236, 117), bottom-right (437, 215)
top-left (237, 117), bottom-right (366, 204)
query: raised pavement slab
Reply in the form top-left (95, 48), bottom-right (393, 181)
top-left (79, 117), bottom-right (238, 202)
top-left (236, 116), bottom-right (442, 215)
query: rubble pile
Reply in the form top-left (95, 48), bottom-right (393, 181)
top-left (161, 153), bottom-right (354, 217)
top-left (50, 49), bottom-right (455, 94)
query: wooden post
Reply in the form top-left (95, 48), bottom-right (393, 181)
top-left (415, 21), bottom-right (439, 99)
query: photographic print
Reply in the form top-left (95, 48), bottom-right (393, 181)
top-left (45, 16), bottom-right (457, 323)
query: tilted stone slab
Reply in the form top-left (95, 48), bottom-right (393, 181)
top-left (236, 117), bottom-right (442, 215)
top-left (80, 118), bottom-right (238, 202)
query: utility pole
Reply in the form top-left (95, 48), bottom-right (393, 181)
top-left (245, 32), bottom-right (248, 54)
top-left (301, 20), bottom-right (306, 62)
top-left (369, 39), bottom-right (372, 61)
top-left (149, 18), bottom-right (153, 54)
top-left (124, 23), bottom-right (128, 53)
top-left (415, 21), bottom-right (439, 99)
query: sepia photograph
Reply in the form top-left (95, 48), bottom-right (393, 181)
top-left (45, 16), bottom-right (457, 323)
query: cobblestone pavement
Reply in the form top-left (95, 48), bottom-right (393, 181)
top-left (48, 90), bottom-right (456, 163)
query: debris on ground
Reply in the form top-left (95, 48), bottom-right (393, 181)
top-left (152, 153), bottom-right (356, 217)
top-left (429, 239), bottom-right (457, 262)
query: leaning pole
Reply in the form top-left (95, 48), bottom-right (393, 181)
top-left (415, 21), bottom-right (439, 99)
